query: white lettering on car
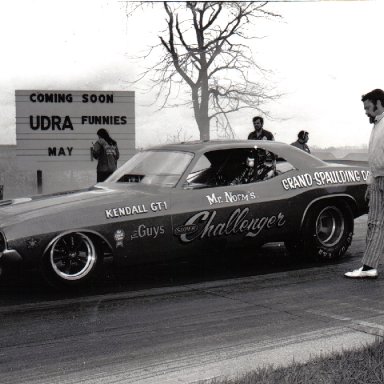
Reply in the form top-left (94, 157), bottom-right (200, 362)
top-left (105, 201), bottom-right (169, 219)
top-left (105, 204), bottom-right (148, 219)
top-left (206, 191), bottom-right (257, 206)
top-left (179, 208), bottom-right (286, 243)
top-left (281, 170), bottom-right (370, 191)
top-left (150, 201), bottom-right (168, 212)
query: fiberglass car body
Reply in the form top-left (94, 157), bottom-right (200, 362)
top-left (0, 140), bottom-right (369, 287)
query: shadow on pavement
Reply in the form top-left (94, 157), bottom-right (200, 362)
top-left (0, 241), bottom-right (356, 305)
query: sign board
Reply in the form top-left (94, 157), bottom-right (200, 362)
top-left (15, 90), bottom-right (135, 170)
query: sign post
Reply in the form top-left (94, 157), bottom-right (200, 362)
top-left (37, 170), bottom-right (43, 194)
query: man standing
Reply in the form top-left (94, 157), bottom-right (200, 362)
top-left (291, 131), bottom-right (311, 153)
top-left (345, 89), bottom-right (384, 278)
top-left (248, 116), bottom-right (274, 141)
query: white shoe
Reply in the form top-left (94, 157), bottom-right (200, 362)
top-left (344, 266), bottom-right (378, 279)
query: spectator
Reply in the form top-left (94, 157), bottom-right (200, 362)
top-left (345, 89), bottom-right (384, 279)
top-left (291, 131), bottom-right (310, 153)
top-left (92, 128), bottom-right (119, 182)
top-left (248, 116), bottom-right (274, 141)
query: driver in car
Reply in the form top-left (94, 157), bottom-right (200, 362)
top-left (231, 149), bottom-right (275, 185)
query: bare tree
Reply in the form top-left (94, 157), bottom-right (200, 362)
top-left (128, 1), bottom-right (281, 140)
top-left (166, 126), bottom-right (193, 144)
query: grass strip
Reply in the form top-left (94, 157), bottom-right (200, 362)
top-left (204, 338), bottom-right (384, 384)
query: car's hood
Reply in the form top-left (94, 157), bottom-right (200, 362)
top-left (0, 183), bottom-right (169, 227)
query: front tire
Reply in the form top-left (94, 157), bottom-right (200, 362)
top-left (42, 232), bottom-right (101, 288)
top-left (285, 200), bottom-right (354, 261)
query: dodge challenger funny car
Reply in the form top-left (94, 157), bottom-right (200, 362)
top-left (0, 140), bottom-right (369, 287)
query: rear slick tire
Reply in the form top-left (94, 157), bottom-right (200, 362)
top-left (285, 200), bottom-right (354, 261)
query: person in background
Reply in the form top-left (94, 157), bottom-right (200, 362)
top-left (291, 130), bottom-right (310, 153)
top-left (345, 89), bottom-right (384, 279)
top-left (92, 128), bottom-right (119, 182)
top-left (248, 116), bottom-right (274, 141)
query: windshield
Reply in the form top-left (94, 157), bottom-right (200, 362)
top-left (107, 150), bottom-right (194, 187)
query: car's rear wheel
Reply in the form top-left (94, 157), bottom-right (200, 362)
top-left (285, 200), bottom-right (354, 261)
top-left (42, 232), bottom-right (101, 288)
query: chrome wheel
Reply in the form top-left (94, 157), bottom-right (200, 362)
top-left (315, 206), bottom-right (344, 247)
top-left (49, 233), bottom-right (96, 281)
top-left (286, 201), bottom-right (353, 261)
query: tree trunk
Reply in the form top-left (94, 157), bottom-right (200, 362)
top-left (194, 62), bottom-right (210, 141)
top-left (197, 115), bottom-right (210, 141)
top-left (192, 80), bottom-right (210, 141)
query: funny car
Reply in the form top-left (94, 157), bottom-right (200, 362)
top-left (0, 140), bottom-right (369, 287)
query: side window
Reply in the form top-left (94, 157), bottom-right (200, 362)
top-left (276, 157), bottom-right (296, 175)
top-left (185, 149), bottom-right (245, 188)
top-left (185, 155), bottom-right (212, 186)
top-left (184, 148), bottom-right (296, 189)
top-left (230, 149), bottom-right (296, 185)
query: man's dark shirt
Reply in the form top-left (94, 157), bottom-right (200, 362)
top-left (291, 140), bottom-right (311, 153)
top-left (248, 129), bottom-right (274, 141)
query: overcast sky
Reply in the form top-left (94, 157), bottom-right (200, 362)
top-left (0, 0), bottom-right (382, 149)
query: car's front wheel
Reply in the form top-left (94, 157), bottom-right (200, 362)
top-left (42, 232), bottom-right (101, 288)
top-left (285, 200), bottom-right (354, 261)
